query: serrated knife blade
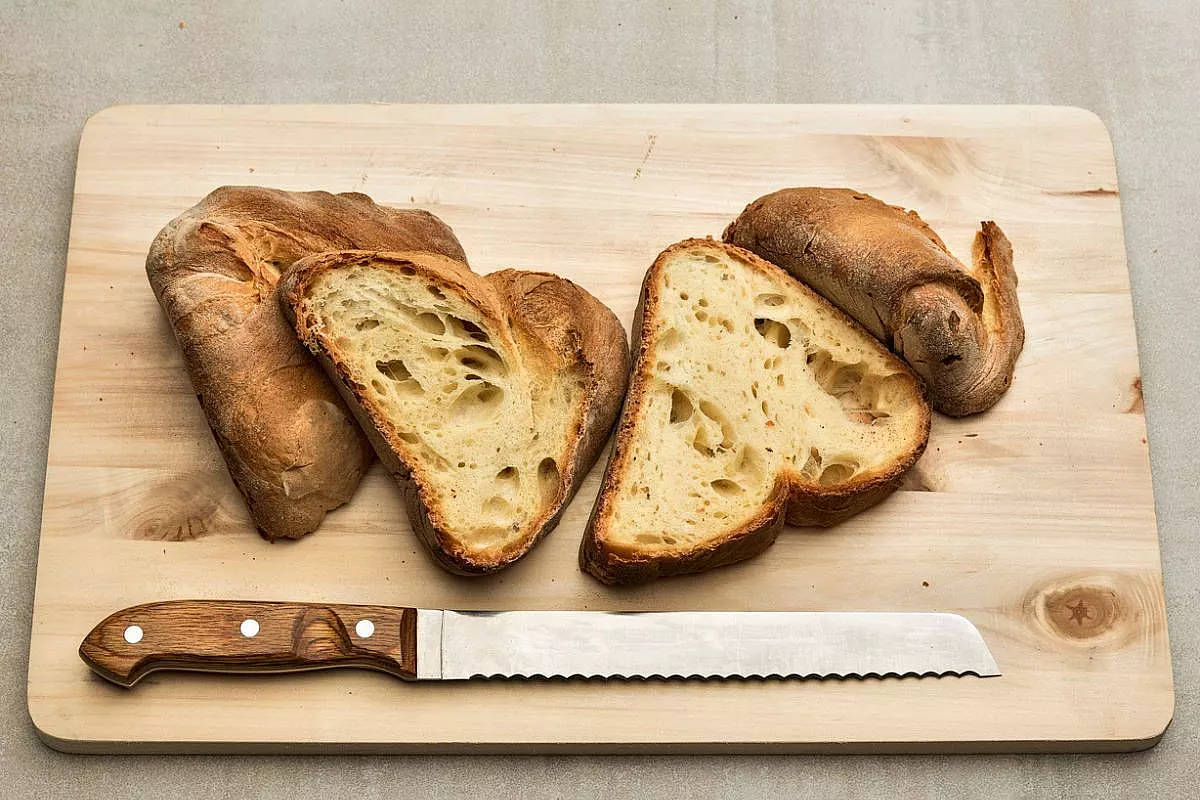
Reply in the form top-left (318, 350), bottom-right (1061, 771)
top-left (79, 601), bottom-right (1000, 687)
top-left (420, 609), bottom-right (1000, 680)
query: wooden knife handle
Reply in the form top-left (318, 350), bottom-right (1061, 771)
top-left (79, 600), bottom-right (419, 687)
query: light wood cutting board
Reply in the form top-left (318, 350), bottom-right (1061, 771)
top-left (28, 104), bottom-right (1172, 753)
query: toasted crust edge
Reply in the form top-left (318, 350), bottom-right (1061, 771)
top-left (581, 238), bottom-right (930, 584)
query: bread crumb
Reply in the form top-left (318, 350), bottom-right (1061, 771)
top-left (921, 580), bottom-right (930, 587)
top-left (178, 20), bottom-right (186, 29)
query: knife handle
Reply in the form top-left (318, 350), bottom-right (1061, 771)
top-left (79, 600), bottom-right (418, 687)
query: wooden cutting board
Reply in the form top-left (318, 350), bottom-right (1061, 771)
top-left (28, 104), bottom-right (1172, 753)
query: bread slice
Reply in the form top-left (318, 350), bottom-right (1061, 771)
top-left (581, 239), bottom-right (930, 584)
top-left (282, 251), bottom-right (629, 575)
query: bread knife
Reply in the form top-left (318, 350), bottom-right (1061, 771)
top-left (79, 600), bottom-right (1000, 686)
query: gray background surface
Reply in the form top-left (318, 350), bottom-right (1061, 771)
top-left (2, 1), bottom-right (1196, 797)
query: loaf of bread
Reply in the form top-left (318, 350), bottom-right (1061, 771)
top-left (282, 251), bottom-right (630, 574)
top-left (146, 187), bottom-right (467, 541)
top-left (723, 188), bottom-right (1024, 416)
top-left (581, 239), bottom-right (930, 584)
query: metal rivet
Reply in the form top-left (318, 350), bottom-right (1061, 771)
top-left (123, 625), bottom-right (143, 644)
top-left (355, 619), bottom-right (375, 638)
top-left (240, 618), bottom-right (260, 638)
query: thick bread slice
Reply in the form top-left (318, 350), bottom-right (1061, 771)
top-left (581, 239), bottom-right (930, 584)
top-left (723, 188), bottom-right (1024, 416)
top-left (146, 186), bottom-right (468, 541)
top-left (282, 251), bottom-right (630, 575)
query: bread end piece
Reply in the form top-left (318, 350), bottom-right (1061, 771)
top-left (724, 187), bottom-right (1024, 417)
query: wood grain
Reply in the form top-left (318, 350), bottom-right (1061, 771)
top-left (28, 104), bottom-right (1172, 753)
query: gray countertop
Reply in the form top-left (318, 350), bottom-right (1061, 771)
top-left (2, 1), bottom-right (1197, 797)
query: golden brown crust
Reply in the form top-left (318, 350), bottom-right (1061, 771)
top-left (281, 252), bottom-right (629, 575)
top-left (723, 187), bottom-right (1024, 416)
top-left (145, 186), bottom-right (468, 541)
top-left (581, 239), bottom-right (929, 585)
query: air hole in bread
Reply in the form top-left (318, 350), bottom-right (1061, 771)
top-left (669, 389), bottom-right (693, 423)
top-left (414, 312), bottom-right (445, 335)
top-left (658, 328), bottom-right (681, 349)
top-left (818, 462), bottom-right (858, 486)
top-left (710, 479), bottom-right (743, 496)
top-left (788, 318), bottom-right (813, 346)
top-left (398, 431), bottom-right (418, 443)
top-left (449, 380), bottom-right (504, 419)
top-left (733, 446), bottom-right (761, 480)
top-left (426, 346), bottom-right (449, 359)
top-left (456, 345), bottom-right (507, 376)
top-left (399, 266), bottom-right (416, 277)
top-left (443, 317), bottom-right (490, 344)
top-left (691, 420), bottom-right (719, 456)
top-left (428, 284), bottom-right (446, 300)
top-left (698, 298), bottom-right (709, 307)
top-left (371, 379), bottom-right (386, 394)
top-left (481, 495), bottom-right (513, 521)
top-left (696, 310), bottom-right (708, 322)
top-left (806, 351), bottom-right (889, 422)
top-left (756, 293), bottom-right (786, 308)
top-left (356, 318), bottom-right (380, 331)
top-left (754, 318), bottom-right (792, 348)
top-left (802, 447), bottom-right (823, 477)
top-left (537, 457), bottom-right (560, 503)
top-left (698, 401), bottom-right (734, 448)
top-left (376, 359), bottom-right (412, 382)
top-left (496, 465), bottom-right (518, 483)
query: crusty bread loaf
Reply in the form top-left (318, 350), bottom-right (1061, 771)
top-left (146, 186), bottom-right (467, 541)
top-left (282, 251), bottom-right (630, 574)
top-left (723, 188), bottom-right (1024, 417)
top-left (581, 239), bottom-right (930, 584)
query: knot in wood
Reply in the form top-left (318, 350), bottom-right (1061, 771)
top-left (1041, 585), bottom-right (1120, 641)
